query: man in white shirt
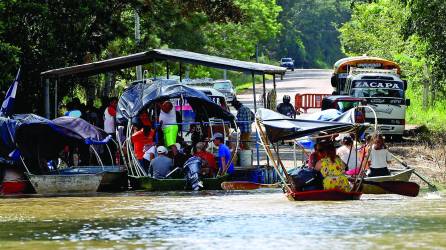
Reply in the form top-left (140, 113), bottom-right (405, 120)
top-left (104, 97), bottom-right (118, 134)
top-left (159, 101), bottom-right (178, 147)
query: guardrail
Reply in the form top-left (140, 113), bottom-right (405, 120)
top-left (294, 93), bottom-right (330, 113)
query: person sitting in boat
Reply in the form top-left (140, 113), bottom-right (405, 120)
top-left (314, 142), bottom-right (350, 192)
top-left (336, 136), bottom-right (359, 171)
top-left (148, 146), bottom-right (173, 179)
top-left (194, 141), bottom-right (218, 177)
top-left (368, 134), bottom-right (392, 177)
top-left (167, 143), bottom-right (188, 178)
top-left (159, 101), bottom-right (178, 147)
top-left (307, 142), bottom-right (324, 169)
top-left (212, 133), bottom-right (234, 175)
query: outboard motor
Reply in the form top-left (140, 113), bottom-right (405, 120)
top-left (183, 156), bottom-right (204, 191)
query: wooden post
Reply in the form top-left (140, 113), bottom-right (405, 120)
top-left (166, 61), bottom-right (170, 79)
top-left (179, 63), bottom-right (183, 82)
top-left (252, 72), bottom-right (260, 167)
top-left (262, 74), bottom-right (266, 108)
top-left (44, 78), bottom-right (50, 118)
top-left (54, 79), bottom-right (58, 118)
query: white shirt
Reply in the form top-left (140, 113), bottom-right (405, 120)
top-left (104, 107), bottom-right (115, 134)
top-left (143, 146), bottom-right (157, 161)
top-left (370, 146), bottom-right (392, 169)
top-left (159, 109), bottom-right (177, 128)
top-left (337, 145), bottom-right (359, 170)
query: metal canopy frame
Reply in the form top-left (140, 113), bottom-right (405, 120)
top-left (40, 48), bottom-right (286, 167)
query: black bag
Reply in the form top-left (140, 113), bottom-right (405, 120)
top-left (289, 168), bottom-right (323, 192)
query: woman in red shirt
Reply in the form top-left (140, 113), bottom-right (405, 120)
top-left (194, 142), bottom-right (217, 177)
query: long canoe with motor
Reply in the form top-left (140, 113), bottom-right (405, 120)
top-left (26, 173), bottom-right (103, 195)
top-left (287, 189), bottom-right (362, 201)
top-left (360, 168), bottom-right (414, 194)
top-left (129, 175), bottom-right (229, 191)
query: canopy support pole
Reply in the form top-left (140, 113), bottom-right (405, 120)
top-left (252, 72), bottom-right (260, 167)
top-left (54, 79), bottom-right (58, 118)
top-left (179, 63), bottom-right (183, 82)
top-left (166, 61), bottom-right (170, 79)
top-left (273, 74), bottom-right (276, 92)
top-left (262, 74), bottom-right (266, 108)
top-left (44, 78), bottom-right (50, 118)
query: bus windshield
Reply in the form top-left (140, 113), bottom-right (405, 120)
top-left (351, 88), bottom-right (404, 99)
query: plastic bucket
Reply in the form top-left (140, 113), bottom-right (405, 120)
top-left (239, 150), bottom-right (253, 167)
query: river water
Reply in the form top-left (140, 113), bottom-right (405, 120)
top-left (0, 190), bottom-right (445, 250)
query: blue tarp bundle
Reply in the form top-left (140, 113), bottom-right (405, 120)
top-left (117, 81), bottom-right (235, 125)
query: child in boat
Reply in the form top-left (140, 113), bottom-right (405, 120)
top-left (314, 142), bottom-right (350, 192)
top-left (368, 134), bottom-right (392, 177)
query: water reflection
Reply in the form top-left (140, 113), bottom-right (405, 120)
top-left (1, 191), bottom-right (445, 249)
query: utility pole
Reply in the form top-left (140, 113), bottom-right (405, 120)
top-left (135, 9), bottom-right (142, 81)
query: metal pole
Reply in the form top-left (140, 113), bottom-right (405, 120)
top-left (273, 74), bottom-right (276, 92)
top-left (135, 9), bottom-right (142, 80)
top-left (44, 78), bottom-right (50, 118)
top-left (262, 74), bottom-right (266, 108)
top-left (252, 72), bottom-right (260, 167)
top-left (179, 63), bottom-right (183, 82)
top-left (166, 61), bottom-right (170, 79)
top-left (54, 79), bottom-right (58, 117)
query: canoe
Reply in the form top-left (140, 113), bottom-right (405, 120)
top-left (287, 189), bottom-right (362, 201)
top-left (26, 173), bottom-right (103, 195)
top-left (129, 175), bottom-right (229, 191)
top-left (57, 166), bottom-right (128, 192)
top-left (361, 168), bottom-right (414, 194)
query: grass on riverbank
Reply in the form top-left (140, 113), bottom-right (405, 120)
top-left (406, 89), bottom-right (446, 132)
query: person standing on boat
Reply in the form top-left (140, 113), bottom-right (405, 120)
top-left (212, 133), bottom-right (234, 175)
top-left (159, 101), bottom-right (178, 147)
top-left (131, 122), bottom-right (155, 172)
top-left (103, 97), bottom-right (118, 135)
top-left (314, 142), bottom-right (350, 192)
top-left (168, 143), bottom-right (188, 178)
top-left (148, 146), bottom-right (173, 179)
top-left (368, 134), bottom-right (392, 177)
top-left (232, 100), bottom-right (253, 150)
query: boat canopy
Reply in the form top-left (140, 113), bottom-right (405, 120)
top-left (40, 49), bottom-right (287, 78)
top-left (257, 108), bottom-right (356, 143)
top-left (117, 81), bottom-right (235, 124)
top-left (0, 114), bottom-right (108, 160)
top-left (333, 56), bottom-right (401, 75)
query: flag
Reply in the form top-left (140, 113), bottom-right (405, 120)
top-left (0, 67), bottom-right (21, 117)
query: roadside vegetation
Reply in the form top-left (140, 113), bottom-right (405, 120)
top-left (339, 0), bottom-right (446, 132)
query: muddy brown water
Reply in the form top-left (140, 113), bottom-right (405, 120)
top-left (0, 190), bottom-right (445, 250)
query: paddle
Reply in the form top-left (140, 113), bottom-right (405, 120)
top-left (390, 153), bottom-right (438, 192)
top-left (361, 180), bottom-right (420, 197)
top-left (221, 181), bottom-right (280, 190)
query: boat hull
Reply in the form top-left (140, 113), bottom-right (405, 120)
top-left (287, 189), bottom-right (362, 201)
top-left (129, 175), bottom-right (229, 191)
top-left (26, 173), bottom-right (103, 195)
top-left (57, 166), bottom-right (128, 192)
top-left (361, 168), bottom-right (414, 194)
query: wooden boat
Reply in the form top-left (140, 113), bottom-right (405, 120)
top-left (58, 166), bottom-right (128, 192)
top-left (287, 189), bottom-right (362, 201)
top-left (26, 173), bottom-right (103, 195)
top-left (129, 175), bottom-right (229, 191)
top-left (360, 168), bottom-right (414, 194)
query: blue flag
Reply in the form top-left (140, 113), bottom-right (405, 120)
top-left (0, 67), bottom-right (21, 117)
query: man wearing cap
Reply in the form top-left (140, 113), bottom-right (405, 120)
top-left (148, 146), bottom-right (173, 179)
top-left (212, 133), bottom-right (234, 175)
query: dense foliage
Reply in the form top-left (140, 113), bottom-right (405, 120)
top-left (0, 0), bottom-right (280, 114)
top-left (339, 0), bottom-right (446, 129)
top-left (266, 0), bottom-right (351, 68)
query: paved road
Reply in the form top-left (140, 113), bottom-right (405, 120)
top-left (236, 69), bottom-right (333, 110)
top-left (233, 69), bottom-right (334, 169)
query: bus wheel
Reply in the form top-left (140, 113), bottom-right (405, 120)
top-left (392, 135), bottom-right (403, 142)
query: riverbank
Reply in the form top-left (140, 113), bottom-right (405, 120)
top-left (390, 132), bottom-right (446, 189)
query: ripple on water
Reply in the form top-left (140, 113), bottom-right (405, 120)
top-left (0, 191), bottom-right (445, 249)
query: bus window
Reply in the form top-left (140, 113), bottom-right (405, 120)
top-left (351, 88), bottom-right (404, 98)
